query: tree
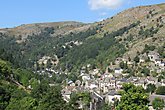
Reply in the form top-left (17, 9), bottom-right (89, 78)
top-left (141, 67), bottom-right (150, 76)
top-left (158, 45), bottom-right (165, 58)
top-left (29, 78), bottom-right (40, 89)
top-left (156, 86), bottom-right (165, 95)
top-left (0, 87), bottom-right (11, 110)
top-left (0, 59), bottom-right (12, 78)
top-left (38, 86), bottom-right (67, 110)
top-left (116, 83), bottom-right (149, 110)
top-left (101, 103), bottom-right (113, 110)
top-left (143, 44), bottom-right (156, 53)
top-left (119, 61), bottom-right (128, 69)
top-left (146, 84), bottom-right (156, 94)
top-left (13, 68), bottom-right (33, 87)
top-left (19, 97), bottom-right (38, 110)
top-left (6, 98), bottom-right (20, 110)
top-left (152, 98), bottom-right (164, 110)
top-left (69, 92), bottom-right (91, 110)
top-left (68, 73), bottom-right (78, 82)
top-left (134, 56), bottom-right (140, 63)
top-left (46, 59), bottom-right (52, 68)
top-left (31, 80), bottom-right (49, 100)
top-left (108, 68), bottom-right (113, 73)
top-left (6, 97), bottom-right (38, 110)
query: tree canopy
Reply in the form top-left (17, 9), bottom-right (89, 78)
top-left (116, 83), bottom-right (149, 110)
top-left (156, 86), bottom-right (165, 95)
top-left (152, 98), bottom-right (165, 110)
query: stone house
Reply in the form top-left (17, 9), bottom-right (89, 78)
top-left (148, 51), bottom-right (160, 62)
top-left (116, 78), bottom-right (128, 89)
top-left (81, 74), bottom-right (91, 81)
top-left (105, 90), bottom-right (121, 104)
top-left (114, 68), bottom-right (123, 74)
top-left (145, 77), bottom-right (158, 85)
top-left (139, 53), bottom-right (148, 63)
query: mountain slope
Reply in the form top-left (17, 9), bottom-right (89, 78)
top-left (0, 21), bottom-right (90, 42)
top-left (97, 3), bottom-right (165, 59)
top-left (0, 3), bottom-right (165, 72)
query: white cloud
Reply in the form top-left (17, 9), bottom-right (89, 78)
top-left (88, 0), bottom-right (123, 10)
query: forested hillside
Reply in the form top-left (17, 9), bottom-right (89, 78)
top-left (0, 4), bottom-right (165, 73)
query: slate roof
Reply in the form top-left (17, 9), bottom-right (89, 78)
top-left (108, 90), bottom-right (120, 96)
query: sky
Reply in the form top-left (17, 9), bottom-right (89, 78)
top-left (0, 0), bottom-right (165, 28)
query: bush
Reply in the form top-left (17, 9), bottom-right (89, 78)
top-left (134, 56), bottom-right (140, 63)
top-left (152, 98), bottom-right (165, 110)
top-left (156, 86), bottom-right (165, 95)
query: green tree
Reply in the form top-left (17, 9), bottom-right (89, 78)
top-left (6, 97), bottom-right (38, 110)
top-left (29, 78), bottom-right (39, 89)
top-left (46, 59), bottom-right (52, 68)
top-left (152, 98), bottom-right (164, 110)
top-left (0, 87), bottom-right (11, 110)
top-left (141, 67), bottom-right (150, 76)
top-left (38, 86), bottom-right (67, 110)
top-left (19, 97), bottom-right (38, 110)
top-left (101, 103), bottom-right (113, 110)
top-left (143, 44), bottom-right (156, 53)
top-left (31, 80), bottom-right (49, 100)
top-left (68, 73), bottom-right (78, 82)
top-left (134, 56), bottom-right (140, 63)
top-left (156, 86), bottom-right (165, 95)
top-left (119, 61), bottom-right (128, 69)
top-left (0, 59), bottom-right (12, 78)
top-left (116, 83), bottom-right (149, 110)
top-left (69, 92), bottom-right (91, 110)
top-left (146, 83), bottom-right (156, 94)
top-left (158, 45), bottom-right (165, 58)
top-left (6, 98), bottom-right (20, 110)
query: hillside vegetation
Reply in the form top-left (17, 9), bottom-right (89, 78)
top-left (0, 3), bottom-right (165, 72)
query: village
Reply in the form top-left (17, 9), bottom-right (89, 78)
top-left (32, 49), bottom-right (165, 110)
top-left (60, 50), bottom-right (165, 110)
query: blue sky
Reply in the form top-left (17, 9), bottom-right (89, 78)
top-left (0, 0), bottom-right (165, 28)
